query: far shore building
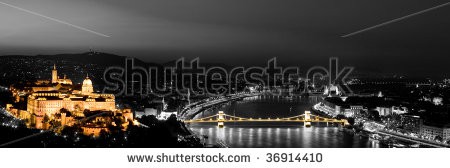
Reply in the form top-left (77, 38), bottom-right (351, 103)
top-left (375, 106), bottom-right (408, 116)
top-left (158, 111), bottom-right (178, 120)
top-left (420, 124), bottom-right (450, 141)
top-left (135, 108), bottom-right (158, 118)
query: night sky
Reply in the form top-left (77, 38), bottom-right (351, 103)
top-left (1, 0), bottom-right (449, 77)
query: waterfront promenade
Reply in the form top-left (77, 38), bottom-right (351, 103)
top-left (376, 130), bottom-right (450, 148)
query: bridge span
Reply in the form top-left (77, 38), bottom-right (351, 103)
top-left (184, 110), bottom-right (349, 127)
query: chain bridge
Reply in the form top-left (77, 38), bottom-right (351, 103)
top-left (184, 111), bottom-right (349, 127)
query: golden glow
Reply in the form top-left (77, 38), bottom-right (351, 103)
top-left (6, 65), bottom-right (126, 131)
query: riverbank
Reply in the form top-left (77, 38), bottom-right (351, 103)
top-left (180, 93), bottom-right (262, 120)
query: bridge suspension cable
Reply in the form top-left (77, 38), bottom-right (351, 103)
top-left (184, 111), bottom-right (349, 127)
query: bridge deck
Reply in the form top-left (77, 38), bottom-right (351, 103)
top-left (184, 119), bottom-right (345, 123)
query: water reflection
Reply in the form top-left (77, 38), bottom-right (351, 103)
top-left (191, 125), bottom-right (379, 148)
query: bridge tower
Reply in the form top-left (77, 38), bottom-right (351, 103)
top-left (304, 111), bottom-right (312, 127)
top-left (217, 111), bottom-right (225, 128)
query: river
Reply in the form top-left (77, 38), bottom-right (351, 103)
top-left (188, 95), bottom-right (381, 148)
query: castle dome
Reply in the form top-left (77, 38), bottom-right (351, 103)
top-left (83, 76), bottom-right (92, 86)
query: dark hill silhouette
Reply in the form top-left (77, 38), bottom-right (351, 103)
top-left (36, 52), bottom-right (159, 67)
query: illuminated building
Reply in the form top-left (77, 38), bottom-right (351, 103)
top-left (6, 64), bottom-right (134, 130)
top-left (420, 124), bottom-right (450, 141)
top-left (27, 66), bottom-right (116, 119)
top-left (81, 75), bottom-right (94, 95)
top-left (52, 64), bottom-right (73, 85)
top-left (27, 91), bottom-right (116, 118)
top-left (323, 84), bottom-right (341, 96)
top-left (344, 105), bottom-right (366, 117)
top-left (376, 106), bottom-right (408, 116)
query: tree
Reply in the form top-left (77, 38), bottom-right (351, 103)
top-left (166, 114), bottom-right (178, 126)
top-left (336, 114), bottom-right (346, 120)
top-left (43, 114), bottom-right (50, 123)
top-left (99, 129), bottom-right (109, 139)
top-left (49, 120), bottom-right (61, 128)
top-left (347, 117), bottom-right (355, 125)
top-left (359, 111), bottom-right (367, 118)
top-left (368, 110), bottom-right (381, 121)
top-left (165, 114), bottom-right (181, 137)
top-left (60, 108), bottom-right (72, 117)
top-left (139, 115), bottom-right (159, 127)
top-left (61, 125), bottom-right (82, 136)
top-left (435, 135), bottom-right (443, 142)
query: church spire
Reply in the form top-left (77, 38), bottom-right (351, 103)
top-left (52, 64), bottom-right (58, 83)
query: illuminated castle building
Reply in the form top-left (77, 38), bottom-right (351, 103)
top-left (28, 66), bottom-right (116, 118)
top-left (6, 65), bottom-right (134, 132)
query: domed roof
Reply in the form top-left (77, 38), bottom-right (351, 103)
top-left (83, 77), bottom-right (93, 85)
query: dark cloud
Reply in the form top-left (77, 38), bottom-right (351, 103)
top-left (1, 0), bottom-right (449, 77)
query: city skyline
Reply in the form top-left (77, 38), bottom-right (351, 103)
top-left (0, 51), bottom-right (449, 79)
top-left (2, 54), bottom-right (450, 148)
